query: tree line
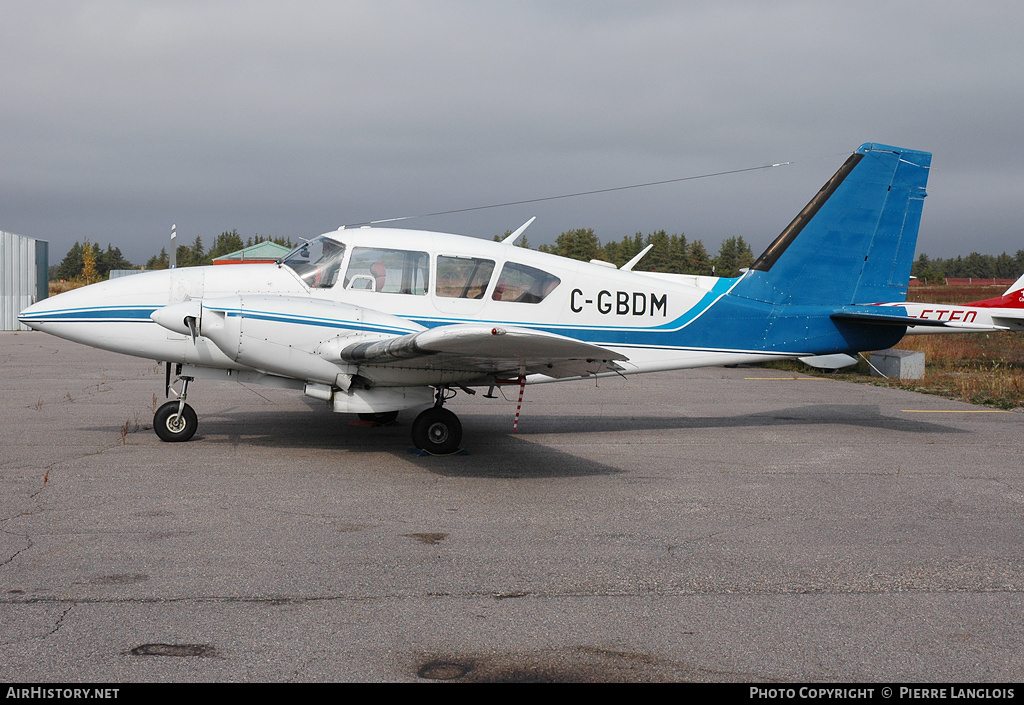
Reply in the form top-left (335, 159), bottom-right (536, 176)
top-left (51, 231), bottom-right (295, 283)
top-left (540, 232), bottom-right (1024, 282)
top-left (500, 228), bottom-right (756, 277)
top-left (51, 227), bottom-right (757, 282)
top-left (51, 226), bottom-right (1024, 284)
top-left (911, 251), bottom-right (1024, 283)
top-left (51, 242), bottom-right (135, 282)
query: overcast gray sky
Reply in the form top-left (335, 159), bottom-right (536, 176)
top-left (3, 1), bottom-right (1023, 265)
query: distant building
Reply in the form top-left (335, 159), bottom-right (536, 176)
top-left (212, 241), bottom-right (291, 265)
top-left (1, 230), bottom-right (48, 331)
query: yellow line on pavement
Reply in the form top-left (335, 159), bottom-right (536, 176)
top-left (900, 409), bottom-right (1008, 413)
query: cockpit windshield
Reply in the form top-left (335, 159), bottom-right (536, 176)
top-left (281, 236), bottom-right (346, 289)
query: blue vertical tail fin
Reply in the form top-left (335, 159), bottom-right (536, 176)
top-left (733, 143), bottom-right (931, 306)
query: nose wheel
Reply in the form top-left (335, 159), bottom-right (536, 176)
top-left (154, 370), bottom-right (198, 442)
top-left (154, 401), bottom-right (198, 442)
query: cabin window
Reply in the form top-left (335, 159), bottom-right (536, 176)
top-left (492, 262), bottom-right (561, 303)
top-left (435, 256), bottom-right (495, 299)
top-left (344, 247), bottom-right (429, 295)
top-left (282, 237), bottom-right (346, 289)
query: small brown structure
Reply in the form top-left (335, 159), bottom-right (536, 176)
top-left (212, 241), bottom-right (291, 265)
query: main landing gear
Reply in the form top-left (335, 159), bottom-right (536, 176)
top-left (154, 365), bottom-right (197, 442)
top-left (150, 368), bottom-right (463, 452)
top-left (410, 387), bottom-right (463, 455)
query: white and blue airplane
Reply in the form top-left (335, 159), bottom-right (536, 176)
top-left (19, 142), bottom-right (934, 453)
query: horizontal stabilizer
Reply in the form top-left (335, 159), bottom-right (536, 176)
top-left (830, 309), bottom-right (946, 328)
top-left (831, 308), bottom-right (1007, 330)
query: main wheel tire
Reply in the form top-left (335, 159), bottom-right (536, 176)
top-left (154, 401), bottom-right (198, 442)
top-left (411, 407), bottom-right (462, 454)
top-left (357, 411), bottom-right (399, 425)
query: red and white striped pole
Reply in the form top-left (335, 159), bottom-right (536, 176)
top-left (512, 374), bottom-right (526, 432)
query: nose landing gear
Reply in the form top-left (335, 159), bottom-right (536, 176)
top-left (154, 366), bottom-right (197, 442)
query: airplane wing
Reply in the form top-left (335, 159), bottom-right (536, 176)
top-left (330, 323), bottom-right (629, 379)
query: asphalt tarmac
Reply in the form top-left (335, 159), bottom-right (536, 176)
top-left (2, 331), bottom-right (1023, 683)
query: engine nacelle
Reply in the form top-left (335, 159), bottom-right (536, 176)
top-left (152, 295), bottom-right (424, 387)
top-left (150, 298), bottom-right (202, 338)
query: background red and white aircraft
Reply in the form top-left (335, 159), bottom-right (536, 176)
top-left (799, 273), bottom-right (1024, 370)
top-left (878, 272), bottom-right (1024, 334)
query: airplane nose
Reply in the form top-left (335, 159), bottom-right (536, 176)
top-left (17, 299), bottom-right (49, 329)
top-left (151, 300), bottom-right (203, 337)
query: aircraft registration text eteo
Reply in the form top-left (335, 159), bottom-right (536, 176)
top-left (913, 309), bottom-right (977, 323)
top-left (570, 288), bottom-right (668, 316)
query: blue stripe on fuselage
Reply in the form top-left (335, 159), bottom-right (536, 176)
top-left (18, 306), bottom-right (158, 323)
top-left (18, 280), bottom-right (905, 358)
top-left (217, 308), bottom-right (418, 336)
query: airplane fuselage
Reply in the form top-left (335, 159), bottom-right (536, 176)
top-left (19, 226), bottom-right (906, 390)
